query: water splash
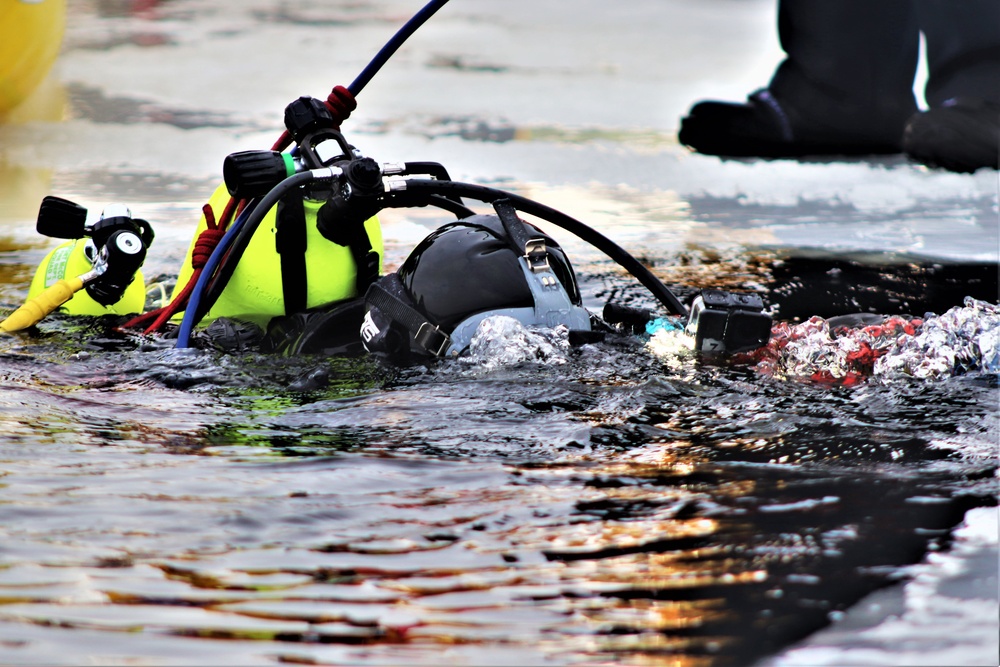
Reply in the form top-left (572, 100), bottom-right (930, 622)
top-left (648, 297), bottom-right (1000, 385)
top-left (875, 298), bottom-right (1000, 381)
top-left (460, 316), bottom-right (571, 370)
top-left (645, 326), bottom-right (695, 372)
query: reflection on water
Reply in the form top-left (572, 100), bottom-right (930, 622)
top-left (0, 282), bottom-right (994, 665)
top-left (0, 164), bottom-right (56, 228)
top-left (64, 82), bottom-right (240, 129)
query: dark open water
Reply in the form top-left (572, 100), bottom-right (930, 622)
top-left (0, 1), bottom-right (997, 665)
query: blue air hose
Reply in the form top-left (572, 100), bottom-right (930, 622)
top-left (175, 171), bottom-right (316, 348)
top-left (348, 0), bottom-right (451, 95)
top-left (173, 206), bottom-right (253, 349)
top-left (175, 1), bottom-right (450, 347)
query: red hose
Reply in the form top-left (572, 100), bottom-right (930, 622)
top-left (121, 86), bottom-right (357, 335)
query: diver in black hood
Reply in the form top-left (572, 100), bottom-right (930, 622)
top-left (2, 0), bottom-right (772, 364)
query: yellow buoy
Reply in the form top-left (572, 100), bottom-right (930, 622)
top-left (0, 0), bottom-right (67, 115)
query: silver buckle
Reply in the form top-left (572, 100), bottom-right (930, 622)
top-left (524, 238), bottom-right (550, 273)
top-left (414, 322), bottom-right (451, 357)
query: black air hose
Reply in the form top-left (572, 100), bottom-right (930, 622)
top-left (396, 179), bottom-right (688, 317)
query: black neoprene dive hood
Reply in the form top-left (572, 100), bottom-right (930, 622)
top-left (361, 213), bottom-right (593, 361)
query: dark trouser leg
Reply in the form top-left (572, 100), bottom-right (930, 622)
top-left (679, 0), bottom-right (921, 156)
top-left (902, 0), bottom-right (1000, 172)
top-left (918, 0), bottom-right (1000, 106)
top-left (768, 0), bottom-right (920, 145)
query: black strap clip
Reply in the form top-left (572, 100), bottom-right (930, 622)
top-left (414, 321), bottom-right (451, 357)
top-left (366, 275), bottom-right (452, 357)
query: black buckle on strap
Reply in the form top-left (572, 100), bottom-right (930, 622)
top-left (415, 321), bottom-right (451, 357)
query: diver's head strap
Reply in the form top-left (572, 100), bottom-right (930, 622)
top-left (365, 275), bottom-right (451, 356)
top-left (492, 198), bottom-right (546, 262)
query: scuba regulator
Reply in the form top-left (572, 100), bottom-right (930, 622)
top-left (35, 196), bottom-right (154, 306)
top-left (0, 197), bottom-right (154, 333)
top-left (225, 94), bottom-right (384, 270)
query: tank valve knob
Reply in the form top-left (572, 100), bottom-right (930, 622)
top-left (223, 150), bottom-right (296, 199)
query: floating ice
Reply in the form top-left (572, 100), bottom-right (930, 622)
top-left (465, 301), bottom-right (1000, 382)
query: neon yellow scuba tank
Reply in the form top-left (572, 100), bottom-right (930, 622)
top-left (1, 199), bottom-right (153, 332)
top-left (162, 94), bottom-right (388, 343)
top-left (27, 238), bottom-right (146, 316)
top-left (171, 181), bottom-right (383, 326)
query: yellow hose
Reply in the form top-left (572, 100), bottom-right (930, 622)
top-left (0, 276), bottom-right (84, 332)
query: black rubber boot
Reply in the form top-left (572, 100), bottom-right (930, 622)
top-left (679, 89), bottom-right (907, 159)
top-left (903, 98), bottom-right (1000, 173)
